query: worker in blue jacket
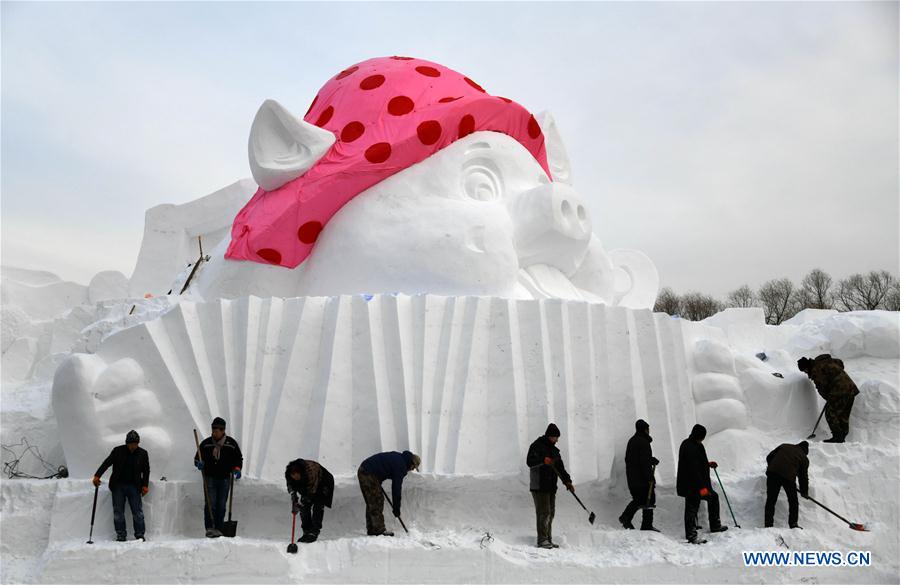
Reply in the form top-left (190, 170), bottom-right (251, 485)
top-left (357, 450), bottom-right (421, 536)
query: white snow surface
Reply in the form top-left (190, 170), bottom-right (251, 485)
top-left (2, 265), bottom-right (897, 583)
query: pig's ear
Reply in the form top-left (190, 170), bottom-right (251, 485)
top-left (536, 111), bottom-right (573, 185)
top-left (248, 99), bottom-right (336, 191)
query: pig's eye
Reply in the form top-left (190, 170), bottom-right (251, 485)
top-left (462, 160), bottom-right (502, 201)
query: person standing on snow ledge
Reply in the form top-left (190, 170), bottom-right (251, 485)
top-left (194, 417), bottom-right (243, 538)
top-left (285, 458), bottom-right (335, 543)
top-left (92, 430), bottom-right (150, 542)
top-left (619, 419), bottom-right (661, 532)
top-left (764, 441), bottom-right (810, 529)
top-left (357, 450), bottom-right (421, 536)
top-left (798, 354), bottom-right (860, 443)
top-left (526, 423), bottom-right (574, 549)
top-left (676, 424), bottom-right (727, 544)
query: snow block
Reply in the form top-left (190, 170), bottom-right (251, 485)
top-left (691, 373), bottom-right (744, 403)
top-left (694, 398), bottom-right (747, 435)
top-left (692, 339), bottom-right (736, 375)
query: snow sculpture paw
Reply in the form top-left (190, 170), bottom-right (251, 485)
top-left (52, 354), bottom-right (172, 478)
top-left (691, 339), bottom-right (748, 435)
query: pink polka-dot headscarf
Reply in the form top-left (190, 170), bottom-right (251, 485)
top-left (226, 56), bottom-right (552, 268)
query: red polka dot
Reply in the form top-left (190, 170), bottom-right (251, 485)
top-left (387, 96), bottom-right (415, 116)
top-left (464, 77), bottom-right (485, 92)
top-left (497, 96), bottom-right (513, 103)
top-left (360, 74), bottom-right (385, 90)
top-left (257, 248), bottom-right (282, 264)
top-left (315, 106), bottom-right (334, 127)
top-left (297, 221), bottom-right (323, 244)
top-left (341, 121), bottom-right (365, 142)
top-left (438, 96), bottom-right (461, 103)
top-left (390, 56), bottom-right (414, 60)
top-left (365, 142), bottom-right (392, 163)
top-left (335, 65), bottom-right (359, 80)
top-left (417, 120), bottom-right (442, 145)
top-left (458, 114), bottom-right (475, 138)
top-left (305, 95), bottom-right (318, 117)
top-left (527, 115), bottom-right (541, 139)
top-left (415, 66), bottom-right (440, 77)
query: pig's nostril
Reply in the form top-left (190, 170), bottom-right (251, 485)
top-left (560, 200), bottom-right (574, 220)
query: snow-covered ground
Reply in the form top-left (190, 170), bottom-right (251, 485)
top-left (2, 263), bottom-right (897, 583)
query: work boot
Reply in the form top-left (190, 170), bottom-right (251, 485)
top-left (710, 525), bottom-right (728, 533)
top-left (824, 436), bottom-right (844, 443)
top-left (548, 540), bottom-right (560, 548)
top-left (299, 533), bottom-right (317, 543)
top-left (764, 523), bottom-right (773, 528)
top-left (687, 535), bottom-right (707, 545)
top-left (116, 534), bottom-right (126, 542)
top-left (537, 540), bottom-right (553, 549)
top-left (641, 526), bottom-right (661, 532)
top-left (618, 514), bottom-right (635, 529)
top-left (790, 525), bottom-right (803, 530)
top-left (206, 529), bottom-right (222, 538)
top-left (135, 535), bottom-right (146, 542)
top-left (377, 530), bottom-right (394, 537)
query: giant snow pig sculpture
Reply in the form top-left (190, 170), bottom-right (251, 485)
top-left (53, 57), bottom-right (670, 483)
top-left (192, 56), bottom-right (658, 307)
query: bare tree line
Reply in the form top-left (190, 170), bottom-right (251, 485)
top-left (654, 269), bottom-right (900, 323)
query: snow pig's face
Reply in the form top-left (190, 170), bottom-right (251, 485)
top-left (295, 130), bottom-right (591, 297)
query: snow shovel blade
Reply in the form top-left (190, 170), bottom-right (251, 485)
top-left (849, 523), bottom-right (869, 532)
top-left (287, 542), bottom-right (298, 554)
top-left (588, 511), bottom-right (596, 524)
top-left (221, 520), bottom-right (237, 538)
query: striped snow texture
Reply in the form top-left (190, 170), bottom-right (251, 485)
top-left (90, 295), bottom-right (702, 483)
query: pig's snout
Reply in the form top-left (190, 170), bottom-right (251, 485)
top-left (507, 183), bottom-right (592, 275)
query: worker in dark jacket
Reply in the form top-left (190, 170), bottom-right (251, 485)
top-left (285, 458), bottom-right (335, 543)
top-left (357, 450), bottom-right (420, 536)
top-left (193, 417), bottom-right (243, 538)
top-left (676, 424), bottom-right (727, 544)
top-left (764, 441), bottom-right (810, 529)
top-left (92, 430), bottom-right (150, 542)
top-left (618, 419), bottom-right (660, 531)
top-left (798, 354), bottom-right (860, 443)
top-left (525, 423), bottom-right (573, 549)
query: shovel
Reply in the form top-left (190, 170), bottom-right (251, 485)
top-left (221, 473), bottom-right (237, 537)
top-left (643, 464), bottom-right (657, 510)
top-left (551, 463), bottom-right (595, 524)
top-left (807, 405), bottom-right (826, 439)
top-left (380, 486), bottom-right (409, 533)
top-left (805, 495), bottom-right (868, 531)
top-left (87, 483), bottom-right (99, 544)
top-left (287, 512), bottom-right (298, 553)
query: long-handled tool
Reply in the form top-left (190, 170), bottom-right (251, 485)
top-left (287, 512), bottom-right (299, 553)
top-left (193, 429), bottom-right (217, 536)
top-left (808, 405), bottom-right (827, 439)
top-left (713, 467), bottom-right (740, 528)
top-left (380, 486), bottom-right (409, 533)
top-left (221, 473), bottom-right (238, 537)
top-left (643, 464), bottom-right (657, 510)
top-left (805, 495), bottom-right (868, 531)
top-left (87, 483), bottom-right (99, 544)
top-left (551, 463), bottom-right (595, 524)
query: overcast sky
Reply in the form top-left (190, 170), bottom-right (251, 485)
top-left (2, 1), bottom-right (897, 297)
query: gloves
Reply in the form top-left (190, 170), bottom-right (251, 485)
top-left (291, 499), bottom-right (301, 514)
top-left (194, 460), bottom-right (204, 470)
top-left (393, 507), bottom-right (401, 518)
top-left (650, 457), bottom-right (660, 466)
top-left (232, 468), bottom-right (241, 480)
top-left (699, 487), bottom-right (710, 497)
top-left (708, 461), bottom-right (718, 469)
top-left (141, 486), bottom-right (149, 496)
top-left (92, 476), bottom-right (101, 487)
top-left (565, 482), bottom-right (575, 493)
top-left (543, 456), bottom-right (554, 466)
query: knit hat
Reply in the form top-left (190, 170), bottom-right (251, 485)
top-left (125, 430), bottom-right (140, 444)
top-left (635, 419), bottom-right (649, 433)
top-left (211, 417), bottom-right (227, 429)
top-left (226, 56), bottom-right (551, 269)
top-left (797, 357), bottom-right (810, 372)
top-left (545, 423), bottom-right (561, 438)
top-left (798, 441), bottom-right (809, 454)
top-left (690, 424), bottom-right (707, 441)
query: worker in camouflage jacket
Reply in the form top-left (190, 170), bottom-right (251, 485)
top-left (798, 354), bottom-right (860, 443)
top-left (285, 458), bottom-right (335, 543)
top-left (764, 441), bottom-right (810, 529)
